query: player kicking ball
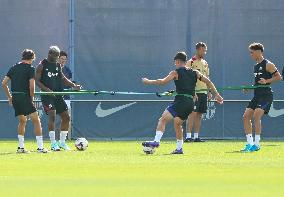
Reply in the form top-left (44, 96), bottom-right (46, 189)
top-left (141, 52), bottom-right (223, 154)
top-left (242, 43), bottom-right (282, 152)
top-left (2, 49), bottom-right (48, 153)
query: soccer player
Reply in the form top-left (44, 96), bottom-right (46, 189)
top-left (1, 49), bottom-right (48, 153)
top-left (58, 51), bottom-right (73, 138)
top-left (141, 52), bottom-right (223, 154)
top-left (58, 51), bottom-right (73, 100)
top-left (185, 42), bottom-right (211, 142)
top-left (242, 43), bottom-right (282, 152)
top-left (35, 46), bottom-right (81, 151)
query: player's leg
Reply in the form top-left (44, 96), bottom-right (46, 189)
top-left (29, 112), bottom-right (48, 153)
top-left (46, 109), bottom-right (60, 151)
top-left (16, 115), bottom-right (30, 153)
top-left (193, 93), bottom-right (207, 142)
top-left (47, 110), bottom-right (56, 131)
top-left (142, 109), bottom-right (173, 148)
top-left (185, 112), bottom-right (194, 142)
top-left (156, 110), bottom-right (173, 135)
top-left (58, 110), bottom-right (70, 150)
top-left (242, 108), bottom-right (254, 151)
top-left (253, 108), bottom-right (264, 136)
top-left (250, 95), bottom-right (273, 151)
top-left (55, 96), bottom-right (70, 150)
top-left (193, 112), bottom-right (204, 142)
top-left (42, 96), bottom-right (60, 151)
top-left (171, 98), bottom-right (194, 154)
top-left (171, 117), bottom-right (184, 154)
top-left (250, 108), bottom-right (265, 151)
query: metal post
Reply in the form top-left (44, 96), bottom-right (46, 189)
top-left (68, 0), bottom-right (75, 140)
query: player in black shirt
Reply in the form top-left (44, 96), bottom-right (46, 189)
top-left (141, 52), bottom-right (223, 154)
top-left (35, 46), bottom-right (81, 151)
top-left (242, 43), bottom-right (282, 152)
top-left (59, 51), bottom-right (73, 100)
top-left (2, 49), bottom-right (48, 153)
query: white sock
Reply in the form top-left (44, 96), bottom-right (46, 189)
top-left (49, 131), bottom-right (56, 144)
top-left (18, 135), bottom-right (24, 148)
top-left (186, 133), bottom-right (192, 139)
top-left (194, 133), bottom-right (199, 139)
top-left (176, 139), bottom-right (183, 150)
top-left (154, 131), bottom-right (163, 142)
top-left (255, 135), bottom-right (261, 146)
top-left (60, 131), bottom-right (68, 143)
top-left (36, 136), bottom-right (44, 149)
top-left (246, 134), bottom-right (254, 145)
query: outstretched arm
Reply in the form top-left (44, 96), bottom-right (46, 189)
top-left (1, 76), bottom-right (12, 105)
top-left (258, 62), bottom-right (282, 84)
top-left (61, 67), bottom-right (81, 90)
top-left (62, 74), bottom-right (82, 90)
top-left (62, 73), bottom-right (75, 87)
top-left (142, 71), bottom-right (177, 85)
top-left (196, 71), bottom-right (223, 104)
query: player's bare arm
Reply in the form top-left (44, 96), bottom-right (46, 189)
top-left (62, 74), bottom-right (81, 90)
top-left (258, 62), bottom-right (282, 84)
top-left (29, 78), bottom-right (35, 102)
top-left (196, 70), bottom-right (223, 104)
top-left (206, 67), bottom-right (213, 100)
top-left (1, 76), bottom-right (12, 105)
top-left (142, 71), bottom-right (177, 85)
top-left (35, 64), bottom-right (52, 92)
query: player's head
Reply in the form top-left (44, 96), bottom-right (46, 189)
top-left (58, 50), bottom-right (68, 67)
top-left (21, 49), bottom-right (36, 63)
top-left (196, 42), bottom-right (207, 58)
top-left (174, 51), bottom-right (187, 66)
top-left (48, 45), bottom-right (60, 63)
top-left (249, 42), bottom-right (264, 60)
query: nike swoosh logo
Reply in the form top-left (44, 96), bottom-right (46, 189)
top-left (268, 102), bottom-right (284, 117)
top-left (95, 102), bottom-right (137, 117)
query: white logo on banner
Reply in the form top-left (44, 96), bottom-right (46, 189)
top-left (202, 101), bottom-right (216, 120)
top-left (95, 102), bottom-right (137, 118)
top-left (268, 102), bottom-right (284, 118)
top-left (34, 99), bottom-right (44, 119)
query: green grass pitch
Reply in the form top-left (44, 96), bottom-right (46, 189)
top-left (0, 140), bottom-right (284, 197)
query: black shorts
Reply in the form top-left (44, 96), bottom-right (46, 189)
top-left (166, 96), bottom-right (194, 120)
top-left (194, 93), bottom-right (208, 113)
top-left (247, 94), bottom-right (273, 114)
top-left (41, 95), bottom-right (68, 114)
top-left (12, 94), bottom-right (37, 117)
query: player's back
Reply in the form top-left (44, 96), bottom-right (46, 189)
top-left (174, 67), bottom-right (197, 96)
top-left (7, 62), bottom-right (35, 95)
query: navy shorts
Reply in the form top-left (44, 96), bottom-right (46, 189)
top-left (194, 93), bottom-right (208, 113)
top-left (247, 94), bottom-right (273, 114)
top-left (12, 94), bottom-right (37, 117)
top-left (166, 96), bottom-right (194, 120)
top-left (41, 95), bottom-right (68, 114)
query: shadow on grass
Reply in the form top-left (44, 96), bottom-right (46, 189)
top-left (0, 152), bottom-right (15, 156)
top-left (140, 153), bottom-right (185, 156)
top-left (225, 150), bottom-right (245, 154)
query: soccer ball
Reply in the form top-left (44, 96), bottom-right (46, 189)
top-left (143, 146), bottom-right (156, 154)
top-left (75, 138), bottom-right (88, 151)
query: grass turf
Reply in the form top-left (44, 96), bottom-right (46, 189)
top-left (0, 140), bottom-right (284, 197)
